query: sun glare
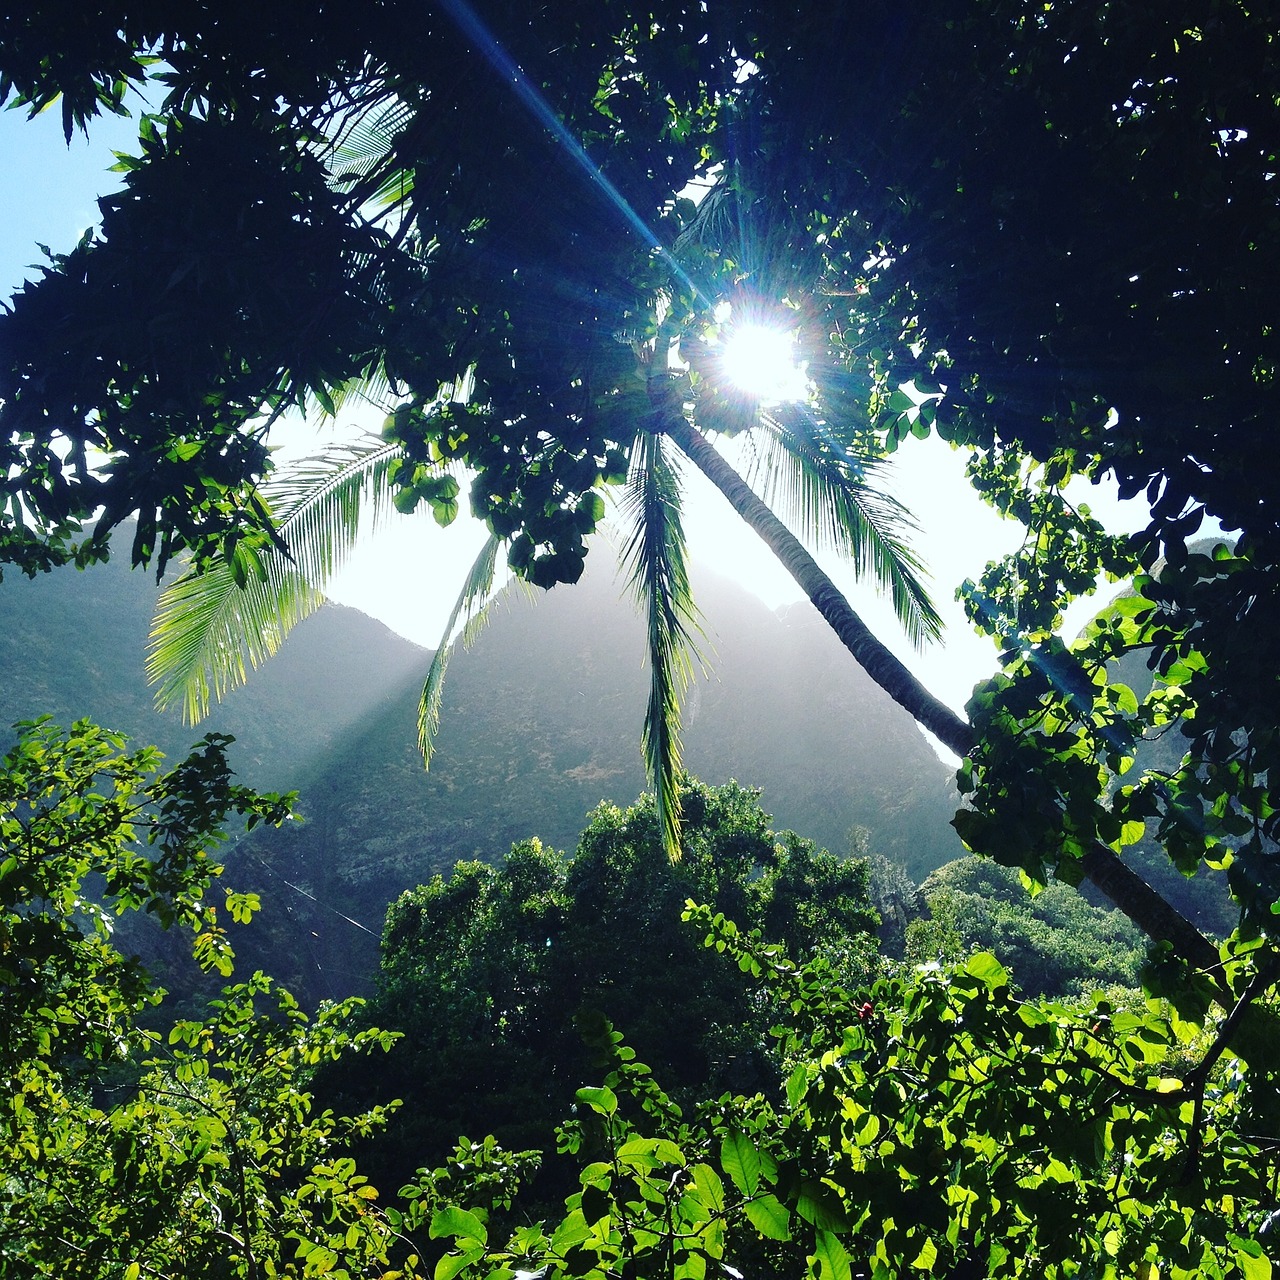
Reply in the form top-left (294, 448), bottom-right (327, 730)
top-left (718, 320), bottom-right (809, 405)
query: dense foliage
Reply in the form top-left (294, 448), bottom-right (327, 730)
top-left (3, 1), bottom-right (1280, 1275)
top-left (905, 856), bottom-right (1148, 999)
top-left (324, 779), bottom-right (878, 1192)
top-left (3, 726), bottom-right (1274, 1278)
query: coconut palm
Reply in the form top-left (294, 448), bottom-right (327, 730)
top-left (147, 337), bottom-right (941, 860)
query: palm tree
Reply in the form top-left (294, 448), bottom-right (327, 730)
top-left (148, 338), bottom-right (941, 860)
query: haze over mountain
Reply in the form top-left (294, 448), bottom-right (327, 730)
top-left (0, 546), bottom-right (965, 1000)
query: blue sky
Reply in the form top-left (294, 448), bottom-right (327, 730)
top-left (0, 102), bottom-right (137, 294)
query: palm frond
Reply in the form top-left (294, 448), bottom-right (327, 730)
top-left (329, 96), bottom-right (417, 210)
top-left (148, 436), bottom-right (402, 723)
top-left (748, 408), bottom-right (943, 646)
top-left (320, 357), bottom-right (398, 419)
top-left (619, 430), bottom-right (702, 861)
top-left (417, 531), bottom-right (504, 768)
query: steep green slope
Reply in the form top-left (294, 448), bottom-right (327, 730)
top-left (0, 553), bottom-right (426, 788)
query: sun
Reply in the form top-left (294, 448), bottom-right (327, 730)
top-left (716, 316), bottom-right (809, 405)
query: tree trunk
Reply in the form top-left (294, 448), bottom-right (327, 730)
top-left (663, 412), bottom-right (969, 756)
top-left (663, 409), bottom-right (1225, 984)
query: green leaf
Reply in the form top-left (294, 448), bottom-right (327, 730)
top-left (435, 1254), bottom-right (473, 1280)
top-left (720, 1130), bottom-right (760, 1197)
top-left (1109, 682), bottom-right (1139, 715)
top-left (963, 952), bottom-right (1009, 988)
top-left (692, 1163), bottom-right (725, 1213)
top-left (1118, 818), bottom-right (1146, 847)
top-left (909, 1238), bottom-right (938, 1272)
top-left (575, 1085), bottom-right (618, 1116)
top-left (746, 412), bottom-right (942, 647)
top-left (430, 1206), bottom-right (488, 1245)
top-left (797, 1181), bottom-right (847, 1231)
top-left (550, 1211), bottom-right (592, 1252)
top-left (744, 1194), bottom-right (791, 1241)
top-left (1231, 1238), bottom-right (1272, 1280)
top-left (417, 533), bottom-right (504, 769)
top-left (787, 1065), bottom-right (809, 1108)
top-left (814, 1228), bottom-right (852, 1280)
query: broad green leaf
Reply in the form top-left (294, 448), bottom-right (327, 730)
top-left (655, 1139), bottom-right (686, 1166)
top-left (744, 1194), bottom-right (791, 1241)
top-left (963, 952), bottom-right (1009, 989)
top-left (692, 1163), bottom-right (725, 1212)
top-left (549, 1211), bottom-right (591, 1252)
top-left (787, 1065), bottom-right (810, 1109)
top-left (909, 1238), bottom-right (938, 1272)
top-left (720, 1130), bottom-right (760, 1197)
top-left (575, 1085), bottom-right (618, 1116)
top-left (1109, 682), bottom-right (1139, 715)
top-left (430, 1206), bottom-right (487, 1245)
top-left (1231, 1238), bottom-right (1273, 1280)
top-left (814, 1228), bottom-right (852, 1280)
top-left (1119, 818), bottom-right (1146, 847)
top-left (435, 1254), bottom-right (473, 1280)
top-left (797, 1181), bottom-right (847, 1231)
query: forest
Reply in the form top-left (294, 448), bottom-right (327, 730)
top-left (1, 2), bottom-right (1278, 1277)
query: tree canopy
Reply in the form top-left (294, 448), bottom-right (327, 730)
top-left (325, 778), bottom-right (878, 1194)
top-left (905, 855), bottom-right (1148, 1000)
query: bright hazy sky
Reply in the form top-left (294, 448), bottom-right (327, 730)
top-left (0, 100), bottom-right (1149, 731)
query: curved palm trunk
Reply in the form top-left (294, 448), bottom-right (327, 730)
top-left (663, 408), bottom-right (1224, 983)
top-left (664, 411), bottom-right (969, 756)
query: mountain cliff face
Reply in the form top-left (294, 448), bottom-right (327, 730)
top-left (0, 549), bottom-right (963, 1001)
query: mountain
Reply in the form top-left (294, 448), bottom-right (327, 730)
top-left (0, 548), bottom-right (964, 1002)
top-left (0, 551), bottom-right (425, 788)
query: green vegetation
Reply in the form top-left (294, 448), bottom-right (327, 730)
top-left (3, 1), bottom-right (1280, 1275)
top-left (2, 733), bottom-right (1270, 1279)
top-left (906, 857), bottom-right (1148, 999)
top-left (0, 551), bottom-right (964, 1006)
top-left (322, 779), bottom-right (877, 1194)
